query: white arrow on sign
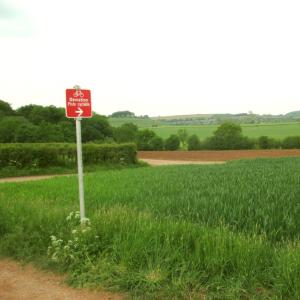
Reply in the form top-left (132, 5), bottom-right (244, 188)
top-left (75, 107), bottom-right (83, 117)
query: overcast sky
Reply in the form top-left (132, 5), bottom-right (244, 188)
top-left (1, 0), bottom-right (300, 116)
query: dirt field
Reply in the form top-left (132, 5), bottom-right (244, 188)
top-left (138, 149), bottom-right (300, 161)
top-left (0, 259), bottom-right (123, 300)
top-left (142, 159), bottom-right (225, 166)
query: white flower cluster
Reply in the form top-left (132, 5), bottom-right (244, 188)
top-left (66, 211), bottom-right (80, 222)
top-left (47, 212), bottom-right (95, 265)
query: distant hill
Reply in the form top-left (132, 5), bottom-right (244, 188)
top-left (108, 111), bottom-right (300, 127)
top-left (285, 111), bottom-right (300, 118)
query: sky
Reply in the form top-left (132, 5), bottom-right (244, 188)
top-left (0, 0), bottom-right (300, 117)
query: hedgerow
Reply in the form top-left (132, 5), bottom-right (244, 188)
top-left (0, 143), bottom-right (137, 168)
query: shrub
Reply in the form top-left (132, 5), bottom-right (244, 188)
top-left (113, 123), bottom-right (138, 143)
top-left (137, 129), bottom-right (156, 150)
top-left (282, 136), bottom-right (300, 149)
top-left (0, 143), bottom-right (137, 169)
top-left (258, 136), bottom-right (281, 149)
top-left (187, 134), bottom-right (201, 150)
top-left (206, 122), bottom-right (255, 150)
top-left (149, 136), bottom-right (164, 150)
top-left (165, 135), bottom-right (180, 150)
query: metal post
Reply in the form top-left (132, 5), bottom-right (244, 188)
top-left (75, 117), bottom-right (85, 222)
top-left (74, 84), bottom-right (85, 223)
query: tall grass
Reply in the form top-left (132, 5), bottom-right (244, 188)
top-left (0, 158), bottom-right (300, 298)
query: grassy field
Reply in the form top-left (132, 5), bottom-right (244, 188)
top-left (108, 117), bottom-right (158, 128)
top-left (1, 158), bottom-right (300, 299)
top-left (150, 122), bottom-right (300, 139)
top-left (109, 117), bottom-right (300, 140)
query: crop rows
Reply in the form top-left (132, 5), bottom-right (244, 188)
top-left (0, 158), bottom-right (300, 298)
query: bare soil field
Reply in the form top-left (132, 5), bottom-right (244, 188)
top-left (138, 149), bottom-right (300, 162)
top-left (0, 259), bottom-right (123, 300)
top-left (142, 159), bottom-right (225, 166)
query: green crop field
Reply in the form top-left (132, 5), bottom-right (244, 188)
top-left (149, 122), bottom-right (300, 139)
top-left (108, 117), bottom-right (158, 128)
top-left (1, 158), bottom-right (300, 299)
top-left (108, 117), bottom-right (300, 140)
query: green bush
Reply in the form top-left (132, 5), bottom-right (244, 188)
top-left (0, 143), bottom-right (137, 169)
top-left (258, 136), bottom-right (281, 149)
top-left (282, 136), bottom-right (300, 149)
top-left (165, 135), bottom-right (180, 150)
top-left (149, 136), bottom-right (164, 150)
top-left (137, 129), bottom-right (156, 150)
top-left (187, 134), bottom-right (201, 150)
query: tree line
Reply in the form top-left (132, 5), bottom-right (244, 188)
top-left (1, 100), bottom-right (300, 150)
top-left (0, 100), bottom-right (112, 143)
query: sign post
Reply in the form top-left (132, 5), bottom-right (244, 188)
top-left (66, 85), bottom-right (92, 223)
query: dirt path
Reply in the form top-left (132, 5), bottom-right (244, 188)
top-left (0, 174), bottom-right (74, 184)
top-left (0, 259), bottom-right (123, 300)
top-left (142, 159), bottom-right (225, 166)
top-left (138, 149), bottom-right (300, 161)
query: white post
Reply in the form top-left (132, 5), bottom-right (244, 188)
top-left (74, 85), bottom-right (85, 223)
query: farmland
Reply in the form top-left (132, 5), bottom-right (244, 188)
top-left (1, 158), bottom-right (300, 299)
top-left (150, 122), bottom-right (300, 139)
top-left (109, 117), bottom-right (300, 140)
top-left (138, 149), bottom-right (300, 161)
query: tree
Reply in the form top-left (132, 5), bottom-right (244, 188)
top-left (149, 136), bottom-right (164, 150)
top-left (36, 122), bottom-right (64, 142)
top-left (110, 111), bottom-right (135, 118)
top-left (15, 123), bottom-right (38, 142)
top-left (208, 122), bottom-right (251, 150)
top-left (258, 136), bottom-right (280, 149)
top-left (113, 123), bottom-right (138, 143)
top-left (282, 136), bottom-right (300, 149)
top-left (0, 100), bottom-right (14, 117)
top-left (81, 115), bottom-right (113, 143)
top-left (0, 116), bottom-right (29, 142)
top-left (137, 129), bottom-right (156, 150)
top-left (17, 105), bottom-right (65, 125)
top-left (165, 134), bottom-right (180, 150)
top-left (58, 121), bottom-right (76, 143)
top-left (187, 134), bottom-right (201, 150)
top-left (177, 129), bottom-right (189, 149)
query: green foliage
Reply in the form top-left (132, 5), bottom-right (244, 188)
top-left (258, 136), bottom-right (281, 149)
top-left (0, 104), bottom-right (113, 143)
top-left (282, 136), bottom-right (300, 149)
top-left (206, 122), bottom-right (255, 150)
top-left (147, 122), bottom-right (300, 141)
top-left (137, 129), bottom-right (156, 150)
top-left (17, 105), bottom-right (66, 125)
top-left (47, 212), bottom-right (93, 269)
top-left (81, 115), bottom-right (113, 143)
top-left (187, 134), bottom-right (201, 150)
top-left (113, 122), bottom-right (138, 143)
top-left (0, 100), bottom-right (14, 117)
top-left (1, 159), bottom-right (300, 298)
top-left (165, 134), bottom-right (180, 150)
top-left (0, 143), bottom-right (137, 168)
top-left (148, 136), bottom-right (164, 150)
top-left (177, 129), bottom-right (189, 148)
top-left (110, 111), bottom-right (135, 118)
top-left (0, 116), bottom-right (30, 142)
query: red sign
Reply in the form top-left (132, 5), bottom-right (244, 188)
top-left (66, 89), bottom-right (92, 118)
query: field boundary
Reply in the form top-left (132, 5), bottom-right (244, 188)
top-left (138, 149), bottom-right (300, 161)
